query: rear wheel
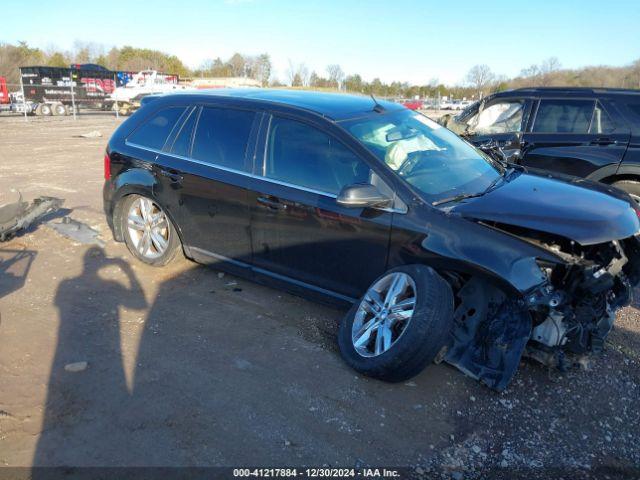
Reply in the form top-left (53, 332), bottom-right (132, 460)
top-left (51, 103), bottom-right (67, 116)
top-left (35, 103), bottom-right (52, 116)
top-left (120, 195), bottom-right (180, 266)
top-left (338, 265), bottom-right (454, 382)
top-left (611, 180), bottom-right (640, 204)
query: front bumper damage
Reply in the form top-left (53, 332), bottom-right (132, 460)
top-left (444, 235), bottom-right (640, 391)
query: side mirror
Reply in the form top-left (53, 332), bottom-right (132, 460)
top-left (336, 184), bottom-right (393, 209)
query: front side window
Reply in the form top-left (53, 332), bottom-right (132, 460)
top-left (468, 100), bottom-right (524, 135)
top-left (128, 106), bottom-right (186, 150)
top-left (532, 99), bottom-right (595, 133)
top-left (191, 106), bottom-right (256, 171)
top-left (342, 110), bottom-right (501, 203)
top-left (265, 117), bottom-right (371, 195)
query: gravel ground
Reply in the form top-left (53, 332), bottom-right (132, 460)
top-left (0, 113), bottom-right (638, 479)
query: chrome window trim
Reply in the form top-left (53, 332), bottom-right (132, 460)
top-left (125, 141), bottom-right (406, 213)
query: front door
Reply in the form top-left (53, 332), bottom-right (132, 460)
top-left (463, 97), bottom-right (532, 157)
top-left (521, 98), bottom-right (630, 178)
top-left (248, 115), bottom-right (392, 300)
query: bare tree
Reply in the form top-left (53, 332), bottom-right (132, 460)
top-left (466, 64), bottom-right (495, 98)
top-left (326, 64), bottom-right (344, 89)
top-left (540, 57), bottom-right (561, 86)
top-left (286, 60), bottom-right (309, 87)
top-left (228, 53), bottom-right (246, 77)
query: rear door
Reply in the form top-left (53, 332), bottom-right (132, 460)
top-left (154, 104), bottom-right (260, 265)
top-left (520, 98), bottom-right (630, 178)
top-left (248, 114), bottom-right (393, 300)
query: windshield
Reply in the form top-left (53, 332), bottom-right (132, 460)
top-left (341, 110), bottom-right (501, 203)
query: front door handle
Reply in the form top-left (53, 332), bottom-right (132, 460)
top-left (159, 169), bottom-right (183, 184)
top-left (257, 195), bottom-right (286, 211)
top-left (590, 137), bottom-right (618, 146)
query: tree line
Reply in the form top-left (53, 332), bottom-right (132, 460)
top-left (1, 41), bottom-right (639, 99)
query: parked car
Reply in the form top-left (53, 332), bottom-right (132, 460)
top-left (439, 99), bottom-right (454, 110)
top-left (441, 87), bottom-right (640, 202)
top-left (401, 99), bottom-right (423, 110)
top-left (103, 90), bottom-right (640, 390)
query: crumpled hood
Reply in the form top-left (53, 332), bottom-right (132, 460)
top-left (452, 171), bottom-right (640, 245)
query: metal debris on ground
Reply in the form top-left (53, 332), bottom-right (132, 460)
top-left (75, 131), bottom-right (103, 138)
top-left (47, 217), bottom-right (104, 246)
top-left (0, 193), bottom-right (63, 242)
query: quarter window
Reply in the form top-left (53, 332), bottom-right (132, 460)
top-left (128, 106), bottom-right (186, 150)
top-left (265, 117), bottom-right (371, 195)
top-left (191, 106), bottom-right (256, 171)
top-left (532, 99), bottom-right (594, 133)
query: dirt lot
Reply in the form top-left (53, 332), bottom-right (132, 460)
top-left (0, 113), bottom-right (639, 478)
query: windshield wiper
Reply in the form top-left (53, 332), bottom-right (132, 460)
top-left (432, 168), bottom-right (518, 207)
top-left (431, 192), bottom-right (485, 206)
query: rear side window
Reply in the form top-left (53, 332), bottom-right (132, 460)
top-left (191, 106), bottom-right (255, 171)
top-left (128, 106), bottom-right (186, 150)
top-left (532, 99), bottom-right (594, 133)
top-left (265, 117), bottom-right (371, 195)
top-left (622, 102), bottom-right (640, 135)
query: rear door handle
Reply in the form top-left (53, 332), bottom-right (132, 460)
top-left (590, 137), bottom-right (618, 146)
top-left (257, 195), bottom-right (286, 211)
top-left (159, 169), bottom-right (183, 184)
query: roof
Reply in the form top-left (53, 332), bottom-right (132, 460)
top-left (166, 88), bottom-right (404, 121)
top-left (494, 87), bottom-right (640, 97)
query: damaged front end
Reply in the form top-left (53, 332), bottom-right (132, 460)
top-left (444, 230), bottom-right (640, 391)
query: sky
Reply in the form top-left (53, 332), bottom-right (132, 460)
top-left (2, 0), bottom-right (640, 85)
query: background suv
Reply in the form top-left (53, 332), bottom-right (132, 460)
top-left (442, 87), bottom-right (640, 201)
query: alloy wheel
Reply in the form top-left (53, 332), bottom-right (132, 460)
top-left (127, 197), bottom-right (170, 259)
top-left (352, 272), bottom-right (417, 357)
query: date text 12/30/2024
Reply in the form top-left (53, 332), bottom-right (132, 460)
top-left (233, 468), bottom-right (402, 478)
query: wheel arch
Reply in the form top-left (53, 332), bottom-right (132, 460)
top-left (110, 174), bottom-right (186, 250)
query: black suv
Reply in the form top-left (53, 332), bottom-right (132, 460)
top-left (103, 90), bottom-right (640, 390)
top-left (442, 88), bottom-right (640, 201)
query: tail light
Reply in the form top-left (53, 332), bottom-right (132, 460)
top-left (104, 152), bottom-right (111, 180)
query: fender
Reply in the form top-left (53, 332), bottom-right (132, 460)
top-left (106, 168), bottom-right (185, 247)
top-left (388, 207), bottom-right (563, 297)
top-left (585, 163), bottom-right (625, 182)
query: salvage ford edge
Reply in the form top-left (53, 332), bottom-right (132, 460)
top-left (102, 90), bottom-right (640, 390)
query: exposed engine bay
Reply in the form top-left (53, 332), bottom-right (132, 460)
top-left (442, 229), bottom-right (640, 391)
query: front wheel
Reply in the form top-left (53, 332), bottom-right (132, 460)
top-left (338, 265), bottom-right (454, 382)
top-left (120, 195), bottom-right (180, 266)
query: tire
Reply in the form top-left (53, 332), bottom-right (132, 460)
top-left (338, 264), bottom-right (454, 382)
top-left (120, 194), bottom-right (180, 266)
top-left (38, 103), bottom-right (52, 116)
top-left (51, 103), bottom-right (67, 116)
top-left (611, 180), bottom-right (640, 204)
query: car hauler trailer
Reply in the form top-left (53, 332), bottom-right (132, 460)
top-left (17, 65), bottom-right (126, 115)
